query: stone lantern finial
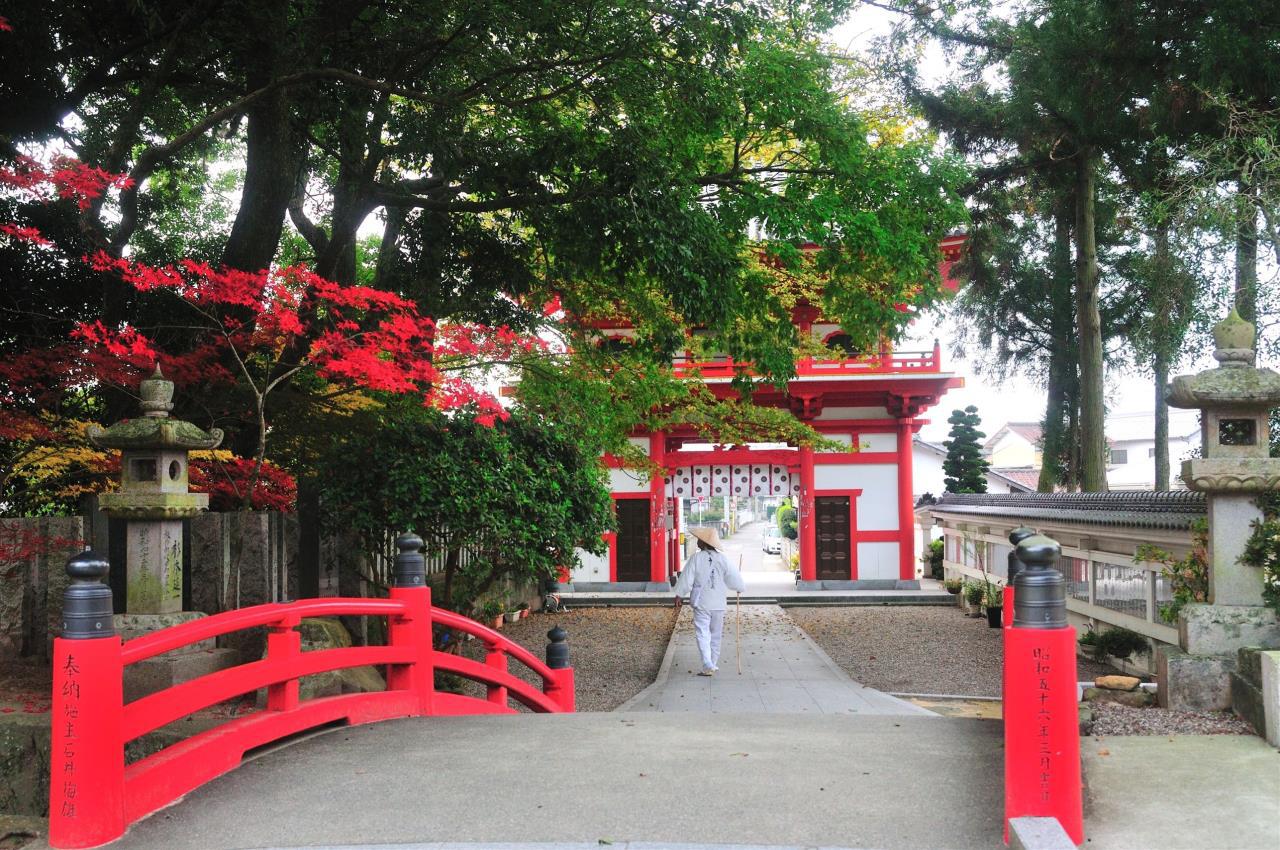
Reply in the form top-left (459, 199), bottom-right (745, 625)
top-left (139, 363), bottom-right (175, 418)
top-left (1211, 309), bottom-right (1256, 369)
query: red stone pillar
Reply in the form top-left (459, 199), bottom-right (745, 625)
top-left (799, 444), bottom-right (817, 582)
top-left (897, 418), bottom-right (915, 581)
top-left (649, 432), bottom-right (667, 584)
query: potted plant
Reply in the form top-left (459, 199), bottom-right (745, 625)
top-left (983, 587), bottom-right (1003, 628)
top-left (481, 600), bottom-right (503, 630)
top-left (518, 602), bottom-right (530, 620)
top-left (943, 578), bottom-right (963, 595)
top-left (963, 581), bottom-right (985, 616)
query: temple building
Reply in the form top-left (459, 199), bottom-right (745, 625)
top-left (572, 235), bottom-right (966, 590)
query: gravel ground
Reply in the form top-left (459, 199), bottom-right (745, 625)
top-left (787, 606), bottom-right (1116, 697)
top-left (457, 606), bottom-right (676, 711)
top-left (1087, 702), bottom-right (1257, 736)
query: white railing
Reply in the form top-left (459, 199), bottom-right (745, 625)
top-left (923, 496), bottom-right (1204, 673)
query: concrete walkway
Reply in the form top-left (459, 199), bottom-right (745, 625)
top-left (87, 713), bottom-right (1005, 850)
top-left (618, 604), bottom-right (933, 715)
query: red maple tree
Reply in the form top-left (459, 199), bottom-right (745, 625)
top-left (1, 154), bottom-right (550, 510)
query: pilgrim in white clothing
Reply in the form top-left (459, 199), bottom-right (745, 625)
top-left (673, 527), bottom-right (745, 675)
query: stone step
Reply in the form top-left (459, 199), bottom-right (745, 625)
top-left (1230, 669), bottom-right (1266, 738)
top-left (1237, 645), bottom-right (1264, 688)
top-left (123, 646), bottom-right (240, 703)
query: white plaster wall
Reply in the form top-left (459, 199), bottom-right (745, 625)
top-left (859, 465), bottom-right (899, 530)
top-left (816, 406), bottom-right (890, 420)
top-left (824, 433), bottom-right (854, 447)
top-left (986, 476), bottom-right (1016, 494)
top-left (858, 542), bottom-right (899, 580)
top-left (913, 447), bottom-right (946, 497)
top-left (861, 432), bottom-right (897, 452)
top-left (627, 436), bottom-right (651, 455)
top-left (609, 468), bottom-right (650, 493)
top-left (814, 463), bottom-right (899, 530)
top-left (572, 547), bottom-right (608, 582)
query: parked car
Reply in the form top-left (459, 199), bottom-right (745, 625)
top-left (762, 526), bottom-right (783, 554)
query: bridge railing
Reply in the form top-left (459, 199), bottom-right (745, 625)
top-left (48, 533), bottom-right (573, 850)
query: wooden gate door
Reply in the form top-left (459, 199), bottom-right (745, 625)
top-left (815, 495), bottom-right (851, 581)
top-left (614, 498), bottom-right (652, 582)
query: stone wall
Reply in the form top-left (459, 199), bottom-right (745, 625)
top-left (0, 517), bottom-right (85, 663)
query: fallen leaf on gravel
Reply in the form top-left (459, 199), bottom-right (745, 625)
top-left (1097, 749), bottom-right (1110, 756)
top-left (730, 752), bottom-right (749, 757)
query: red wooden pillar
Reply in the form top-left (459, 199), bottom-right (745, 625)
top-left (49, 552), bottom-right (125, 850)
top-left (799, 444), bottom-right (816, 581)
top-left (897, 418), bottom-right (916, 581)
top-left (649, 432), bottom-right (667, 583)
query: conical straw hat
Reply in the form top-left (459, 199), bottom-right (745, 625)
top-left (688, 526), bottom-right (723, 550)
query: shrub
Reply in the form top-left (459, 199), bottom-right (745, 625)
top-left (1136, 517), bottom-right (1207, 624)
top-left (1094, 627), bottom-right (1149, 660)
top-left (963, 581), bottom-right (985, 605)
top-left (927, 538), bottom-right (944, 579)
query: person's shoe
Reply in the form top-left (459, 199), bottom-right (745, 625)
top-left (697, 667), bottom-right (714, 676)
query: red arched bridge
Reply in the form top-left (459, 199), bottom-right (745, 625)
top-left (49, 534), bottom-right (573, 849)
top-left (47, 531), bottom-right (1085, 849)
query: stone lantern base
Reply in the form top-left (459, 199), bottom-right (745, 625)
top-left (1157, 604), bottom-right (1280, 716)
top-left (114, 612), bottom-right (239, 703)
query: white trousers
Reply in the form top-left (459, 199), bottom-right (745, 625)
top-left (692, 607), bottom-right (726, 670)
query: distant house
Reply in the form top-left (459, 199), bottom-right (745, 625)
top-left (1105, 410), bottom-right (1199, 490)
top-left (977, 412), bottom-right (1201, 492)
top-left (913, 438), bottom-right (1034, 498)
top-left (983, 422), bottom-right (1043, 468)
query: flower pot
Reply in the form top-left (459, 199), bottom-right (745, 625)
top-left (519, 609), bottom-right (529, 620)
top-left (946, 586), bottom-right (961, 595)
top-left (504, 611), bottom-right (520, 623)
top-left (490, 616), bottom-right (503, 630)
top-left (985, 605), bottom-right (1003, 628)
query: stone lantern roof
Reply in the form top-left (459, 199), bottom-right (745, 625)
top-left (86, 365), bottom-right (224, 451)
top-left (1168, 310), bottom-right (1280, 411)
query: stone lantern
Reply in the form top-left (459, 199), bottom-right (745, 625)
top-left (1168, 310), bottom-right (1280, 609)
top-left (87, 365), bottom-right (223, 615)
top-left (1161, 310), bottom-right (1280, 711)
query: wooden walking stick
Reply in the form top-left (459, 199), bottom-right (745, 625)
top-left (736, 553), bottom-right (743, 675)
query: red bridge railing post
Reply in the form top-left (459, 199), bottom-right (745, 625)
top-left (49, 551), bottom-right (126, 850)
top-left (265, 613), bottom-right (302, 712)
top-left (386, 533), bottom-right (435, 715)
top-left (544, 625), bottom-right (575, 712)
top-left (1003, 534), bottom-right (1083, 845)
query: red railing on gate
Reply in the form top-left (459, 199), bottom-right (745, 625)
top-left (48, 560), bottom-right (573, 850)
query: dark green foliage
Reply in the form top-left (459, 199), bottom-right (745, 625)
top-left (943, 406), bottom-right (989, 494)
top-left (1094, 627), bottom-right (1149, 660)
top-left (927, 539), bottom-right (944, 580)
top-left (318, 405), bottom-right (613, 614)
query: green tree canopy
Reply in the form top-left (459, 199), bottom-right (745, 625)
top-left (1, 0), bottom-right (967, 491)
top-left (318, 404), bottom-right (613, 614)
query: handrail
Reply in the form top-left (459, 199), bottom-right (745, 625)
top-left (123, 645), bottom-right (416, 741)
top-left (432, 608), bottom-right (558, 681)
top-left (433, 652), bottom-right (560, 714)
top-left (672, 349), bottom-right (942, 379)
top-left (121, 597), bottom-right (408, 665)
top-left (48, 539), bottom-right (574, 850)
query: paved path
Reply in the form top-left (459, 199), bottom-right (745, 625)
top-left (617, 604), bottom-right (932, 715)
top-left (90, 713), bottom-right (1004, 850)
